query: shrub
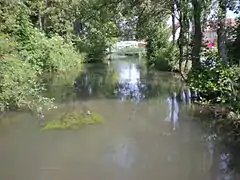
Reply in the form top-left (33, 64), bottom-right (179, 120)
top-left (0, 55), bottom-right (52, 112)
top-left (46, 36), bottom-right (84, 71)
top-left (15, 19), bottom-right (83, 73)
top-left (227, 16), bottom-right (240, 65)
top-left (146, 24), bottom-right (179, 71)
top-left (0, 33), bottom-right (52, 112)
top-left (2, 7), bottom-right (83, 74)
top-left (187, 49), bottom-right (240, 110)
top-left (0, 4), bottom-right (85, 113)
top-left (77, 35), bottom-right (108, 62)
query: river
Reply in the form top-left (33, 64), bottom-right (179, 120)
top-left (0, 55), bottom-right (239, 180)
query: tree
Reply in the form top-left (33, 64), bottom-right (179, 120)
top-left (217, 0), bottom-right (228, 62)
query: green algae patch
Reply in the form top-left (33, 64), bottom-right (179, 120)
top-left (41, 110), bottom-right (104, 130)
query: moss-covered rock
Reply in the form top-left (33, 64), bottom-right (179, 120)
top-left (41, 110), bottom-right (104, 130)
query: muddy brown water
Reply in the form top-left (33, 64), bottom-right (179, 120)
top-left (0, 56), bottom-right (239, 180)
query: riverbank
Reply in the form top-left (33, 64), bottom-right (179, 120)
top-left (189, 99), bottom-right (240, 159)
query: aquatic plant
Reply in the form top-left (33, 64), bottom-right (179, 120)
top-left (41, 110), bottom-right (104, 130)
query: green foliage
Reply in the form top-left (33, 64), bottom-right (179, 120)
top-left (10, 10), bottom-right (84, 73)
top-left (78, 37), bottom-right (108, 62)
top-left (227, 16), bottom-right (240, 65)
top-left (146, 24), bottom-right (179, 71)
top-left (0, 54), bottom-right (52, 112)
top-left (45, 36), bottom-right (83, 71)
top-left (0, 3), bottom-right (84, 113)
top-left (187, 49), bottom-right (240, 110)
top-left (0, 33), bottom-right (16, 56)
top-left (0, 0), bottom-right (119, 63)
top-left (76, 21), bottom-right (118, 62)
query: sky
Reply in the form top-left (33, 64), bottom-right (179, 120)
top-left (227, 10), bottom-right (239, 18)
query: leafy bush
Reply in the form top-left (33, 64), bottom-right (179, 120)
top-left (227, 16), bottom-right (240, 65)
top-left (187, 49), bottom-right (240, 109)
top-left (14, 14), bottom-right (83, 73)
top-left (146, 24), bottom-right (179, 71)
top-left (46, 36), bottom-right (84, 71)
top-left (17, 27), bottom-right (50, 73)
top-left (76, 22), bottom-right (117, 62)
top-left (200, 48), bottom-right (218, 68)
top-left (0, 33), bottom-right (16, 56)
top-left (19, 32), bottom-right (83, 73)
top-left (0, 13), bottom-right (84, 113)
top-left (78, 38), bottom-right (107, 62)
top-left (0, 56), bottom-right (52, 112)
top-left (0, 34), bottom-right (53, 112)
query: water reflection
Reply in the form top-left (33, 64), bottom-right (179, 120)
top-left (165, 96), bottom-right (172, 122)
top-left (73, 60), bottom-right (182, 103)
top-left (173, 92), bottom-right (179, 131)
top-left (114, 62), bottom-right (146, 103)
top-left (111, 138), bottom-right (137, 169)
top-left (165, 93), bottom-right (179, 132)
top-left (187, 88), bottom-right (192, 104)
top-left (180, 89), bottom-right (186, 104)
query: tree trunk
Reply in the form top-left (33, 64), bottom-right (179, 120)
top-left (202, 1), bottom-right (212, 33)
top-left (175, 1), bottom-right (183, 74)
top-left (184, 27), bottom-right (191, 72)
top-left (171, 0), bottom-right (176, 44)
top-left (175, 0), bottom-right (193, 80)
top-left (191, 0), bottom-right (202, 70)
top-left (217, 0), bottom-right (227, 63)
top-left (38, 11), bottom-right (43, 31)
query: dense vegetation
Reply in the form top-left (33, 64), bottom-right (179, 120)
top-left (133, 0), bottom-right (240, 113)
top-left (0, 0), bottom-right (121, 113)
top-left (0, 1), bottom-right (84, 112)
top-left (165, 1), bottom-right (240, 146)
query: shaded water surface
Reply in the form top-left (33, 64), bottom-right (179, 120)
top-left (0, 56), bottom-right (239, 180)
